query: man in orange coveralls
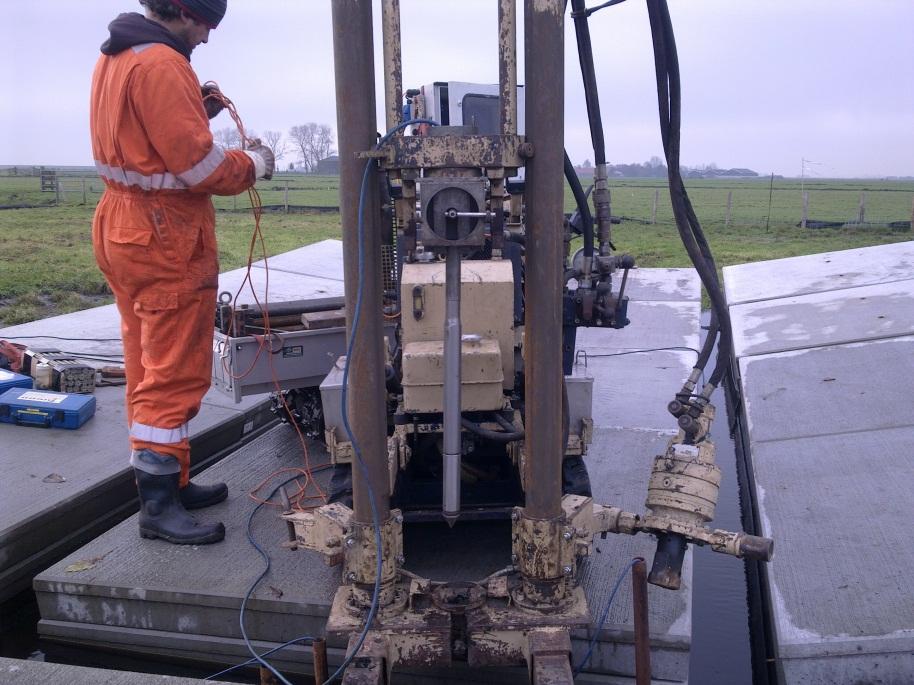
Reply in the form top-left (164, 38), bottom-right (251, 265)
top-left (90, 0), bottom-right (274, 545)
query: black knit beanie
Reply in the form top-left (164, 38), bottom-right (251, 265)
top-left (171, 0), bottom-right (227, 29)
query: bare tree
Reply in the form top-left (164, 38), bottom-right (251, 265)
top-left (288, 123), bottom-right (336, 172)
top-left (213, 126), bottom-right (241, 149)
top-left (262, 130), bottom-right (288, 161)
top-left (315, 124), bottom-right (335, 166)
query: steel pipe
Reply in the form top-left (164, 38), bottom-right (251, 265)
top-left (331, 0), bottom-right (390, 524)
top-left (522, 0), bottom-right (565, 521)
top-left (313, 637), bottom-right (329, 684)
top-left (442, 247), bottom-right (463, 526)
top-left (632, 557), bottom-right (652, 685)
top-left (381, 0), bottom-right (403, 132)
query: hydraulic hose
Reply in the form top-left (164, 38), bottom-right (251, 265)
top-left (564, 149), bottom-right (595, 279)
top-left (461, 415), bottom-right (525, 443)
top-left (647, 0), bottom-right (733, 391)
top-left (570, 0), bottom-right (606, 166)
top-left (569, 0), bottom-right (614, 257)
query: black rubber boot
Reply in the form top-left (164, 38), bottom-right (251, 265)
top-left (327, 463), bottom-right (353, 509)
top-left (179, 481), bottom-right (228, 510)
top-left (133, 451), bottom-right (225, 545)
top-left (562, 454), bottom-right (593, 497)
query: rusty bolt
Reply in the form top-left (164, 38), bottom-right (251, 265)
top-left (394, 514), bottom-right (404, 524)
top-left (345, 537), bottom-right (356, 548)
top-left (563, 530), bottom-right (573, 541)
top-left (518, 142), bottom-right (535, 159)
top-left (563, 565), bottom-right (573, 575)
top-left (395, 555), bottom-right (405, 565)
top-left (345, 572), bottom-right (357, 583)
top-left (511, 511), bottom-right (520, 521)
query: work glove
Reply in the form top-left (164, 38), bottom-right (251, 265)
top-left (244, 139), bottom-right (275, 181)
top-left (201, 83), bottom-right (225, 120)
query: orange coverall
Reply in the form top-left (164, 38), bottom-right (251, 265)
top-left (90, 42), bottom-right (254, 485)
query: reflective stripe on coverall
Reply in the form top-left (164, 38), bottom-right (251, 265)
top-left (90, 42), bottom-right (254, 485)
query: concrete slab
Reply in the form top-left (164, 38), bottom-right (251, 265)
top-left (722, 240), bottom-right (914, 305)
top-left (730, 279), bottom-right (914, 357)
top-left (0, 657), bottom-right (231, 684)
top-left (621, 268), bottom-right (702, 303)
top-left (572, 350), bottom-right (696, 434)
top-left (217, 266), bottom-right (345, 306)
top-left (576, 302), bottom-right (701, 356)
top-left (249, 238), bottom-right (346, 280)
top-left (739, 336), bottom-right (914, 444)
top-left (724, 241), bottom-right (914, 683)
top-left (752, 428), bottom-right (914, 664)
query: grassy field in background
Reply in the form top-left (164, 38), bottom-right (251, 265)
top-left (0, 173), bottom-right (911, 326)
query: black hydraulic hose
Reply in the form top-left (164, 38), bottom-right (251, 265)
top-left (570, 0), bottom-right (607, 165)
top-left (656, 2), bottom-right (732, 387)
top-left (564, 149), bottom-right (595, 265)
top-left (461, 416), bottom-right (524, 443)
top-left (647, 0), bottom-right (733, 389)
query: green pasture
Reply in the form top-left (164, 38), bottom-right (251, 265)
top-left (0, 172), bottom-right (911, 326)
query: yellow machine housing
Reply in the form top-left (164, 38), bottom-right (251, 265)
top-left (400, 260), bottom-right (514, 413)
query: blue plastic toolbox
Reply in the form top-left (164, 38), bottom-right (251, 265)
top-left (0, 369), bottom-right (33, 393)
top-left (0, 387), bottom-right (96, 429)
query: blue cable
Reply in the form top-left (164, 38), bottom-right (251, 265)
top-left (573, 557), bottom-right (640, 676)
top-left (229, 474), bottom-right (311, 685)
top-left (325, 117), bottom-right (438, 685)
top-left (205, 635), bottom-right (314, 681)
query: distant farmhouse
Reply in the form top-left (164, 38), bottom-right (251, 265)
top-left (316, 155), bottom-right (340, 175)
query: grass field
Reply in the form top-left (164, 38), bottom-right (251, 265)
top-left (0, 173), bottom-right (911, 326)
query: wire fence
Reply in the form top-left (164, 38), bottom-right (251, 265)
top-left (2, 172), bottom-right (912, 231)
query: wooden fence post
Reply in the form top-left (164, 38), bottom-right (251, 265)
top-left (232, 193), bottom-right (237, 211)
top-left (651, 189), bottom-right (659, 224)
top-left (284, 178), bottom-right (290, 214)
top-left (725, 190), bottom-right (733, 228)
top-left (857, 192), bottom-right (866, 224)
top-left (910, 195), bottom-right (914, 231)
top-left (82, 177), bottom-right (87, 205)
top-left (801, 191), bottom-right (809, 229)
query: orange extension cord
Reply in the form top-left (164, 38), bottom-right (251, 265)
top-left (204, 83), bottom-right (328, 511)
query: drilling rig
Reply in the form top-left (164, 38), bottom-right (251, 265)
top-left (278, 1), bottom-right (774, 682)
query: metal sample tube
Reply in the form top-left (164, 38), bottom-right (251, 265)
top-left (442, 247), bottom-right (463, 527)
top-left (522, 0), bottom-right (565, 521)
top-left (381, 0), bottom-right (403, 132)
top-left (332, 0), bottom-right (390, 524)
top-left (499, 0), bottom-right (517, 136)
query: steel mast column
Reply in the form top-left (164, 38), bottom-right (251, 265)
top-left (514, 0), bottom-right (566, 606)
top-left (523, 0), bottom-right (564, 521)
top-left (331, 0), bottom-right (391, 526)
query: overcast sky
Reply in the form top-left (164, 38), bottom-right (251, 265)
top-left (2, 0), bottom-right (912, 177)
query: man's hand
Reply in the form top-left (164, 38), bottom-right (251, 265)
top-left (201, 83), bottom-right (225, 120)
top-left (244, 139), bottom-right (275, 181)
